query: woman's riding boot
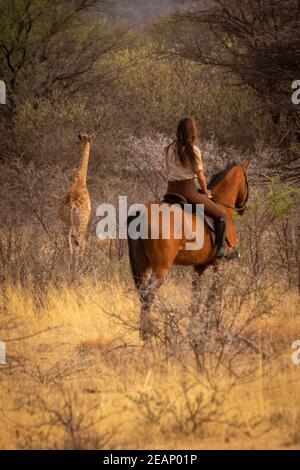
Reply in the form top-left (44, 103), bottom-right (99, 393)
top-left (215, 216), bottom-right (226, 257)
top-left (215, 216), bottom-right (239, 260)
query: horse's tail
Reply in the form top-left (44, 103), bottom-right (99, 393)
top-left (127, 214), bottom-right (148, 290)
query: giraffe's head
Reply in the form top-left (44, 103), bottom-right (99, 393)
top-left (78, 132), bottom-right (95, 143)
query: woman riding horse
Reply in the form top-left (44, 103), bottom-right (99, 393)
top-left (165, 117), bottom-right (236, 259)
top-left (127, 118), bottom-right (249, 340)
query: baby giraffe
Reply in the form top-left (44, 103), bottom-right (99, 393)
top-left (59, 132), bottom-right (94, 254)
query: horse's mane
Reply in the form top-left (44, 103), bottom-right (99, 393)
top-left (208, 162), bottom-right (238, 190)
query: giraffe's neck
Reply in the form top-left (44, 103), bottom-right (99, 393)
top-left (75, 142), bottom-right (90, 184)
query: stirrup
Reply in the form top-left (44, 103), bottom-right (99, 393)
top-left (217, 248), bottom-right (240, 260)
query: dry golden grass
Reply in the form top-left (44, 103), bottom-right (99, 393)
top-left (0, 277), bottom-right (300, 450)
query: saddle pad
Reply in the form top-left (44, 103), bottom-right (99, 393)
top-left (162, 193), bottom-right (216, 245)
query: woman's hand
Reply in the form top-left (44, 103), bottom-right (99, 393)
top-left (196, 170), bottom-right (212, 198)
top-left (196, 170), bottom-right (208, 195)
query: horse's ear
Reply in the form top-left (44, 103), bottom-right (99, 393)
top-left (240, 159), bottom-right (250, 171)
top-left (227, 157), bottom-right (235, 167)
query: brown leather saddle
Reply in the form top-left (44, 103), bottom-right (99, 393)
top-left (162, 192), bottom-right (216, 245)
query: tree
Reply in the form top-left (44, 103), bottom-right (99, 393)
top-left (164, 0), bottom-right (300, 182)
top-left (0, 0), bottom-right (126, 115)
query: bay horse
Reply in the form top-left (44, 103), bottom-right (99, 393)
top-left (127, 158), bottom-right (250, 340)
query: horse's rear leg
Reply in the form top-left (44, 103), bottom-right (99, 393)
top-left (140, 267), bottom-right (168, 341)
top-left (191, 265), bottom-right (208, 316)
top-left (189, 265), bottom-right (208, 371)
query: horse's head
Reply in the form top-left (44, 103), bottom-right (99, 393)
top-left (208, 158), bottom-right (250, 214)
top-left (235, 159), bottom-right (250, 214)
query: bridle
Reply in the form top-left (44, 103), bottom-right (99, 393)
top-left (212, 166), bottom-right (249, 213)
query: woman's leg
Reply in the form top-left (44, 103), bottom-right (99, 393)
top-left (189, 191), bottom-right (225, 218)
top-left (186, 192), bottom-right (227, 256)
top-left (167, 180), bottom-right (224, 217)
top-left (167, 180), bottom-right (234, 258)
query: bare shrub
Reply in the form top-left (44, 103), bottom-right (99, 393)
top-left (16, 385), bottom-right (113, 450)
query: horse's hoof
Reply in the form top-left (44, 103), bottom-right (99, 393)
top-left (140, 320), bottom-right (159, 341)
top-left (217, 248), bottom-right (240, 261)
top-left (140, 330), bottom-right (152, 341)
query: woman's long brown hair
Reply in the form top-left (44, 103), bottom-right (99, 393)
top-left (176, 117), bottom-right (198, 168)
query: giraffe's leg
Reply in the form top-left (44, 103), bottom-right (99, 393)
top-left (77, 214), bottom-right (89, 256)
top-left (62, 224), bottom-right (73, 255)
top-left (68, 229), bottom-right (73, 255)
top-left (60, 206), bottom-right (75, 255)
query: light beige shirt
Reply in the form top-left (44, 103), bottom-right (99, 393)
top-left (165, 141), bottom-right (204, 181)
